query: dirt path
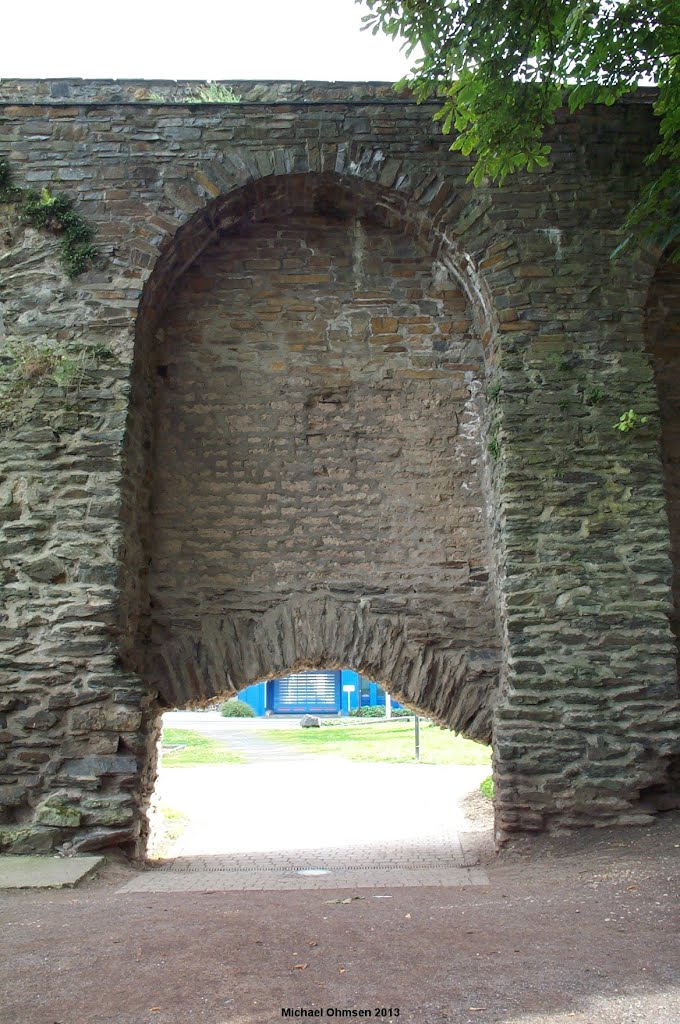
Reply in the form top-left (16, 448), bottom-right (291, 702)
top-left (1, 814), bottom-right (679, 1024)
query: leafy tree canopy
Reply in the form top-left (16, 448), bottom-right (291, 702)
top-left (360, 1), bottom-right (680, 255)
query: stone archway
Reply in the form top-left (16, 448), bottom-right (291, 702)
top-left (4, 85), bottom-right (680, 856)
top-left (121, 171), bottom-right (503, 846)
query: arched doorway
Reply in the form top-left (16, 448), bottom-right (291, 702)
top-left (123, 172), bottom-right (502, 850)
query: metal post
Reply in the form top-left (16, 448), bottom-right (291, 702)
top-left (414, 714), bottom-right (420, 762)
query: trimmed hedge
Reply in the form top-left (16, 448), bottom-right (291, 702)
top-left (349, 706), bottom-right (413, 718)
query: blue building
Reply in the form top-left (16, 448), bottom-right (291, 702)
top-left (237, 669), bottom-right (400, 716)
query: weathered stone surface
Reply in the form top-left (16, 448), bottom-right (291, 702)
top-left (22, 555), bottom-right (65, 583)
top-left (16, 710), bottom-right (59, 730)
top-left (0, 79), bottom-right (679, 855)
top-left (0, 786), bottom-right (25, 808)
top-left (58, 757), bottom-right (138, 780)
top-left (60, 732), bottom-right (119, 756)
top-left (80, 795), bottom-right (134, 826)
top-left (1, 825), bottom-right (69, 854)
top-left (69, 827), bottom-right (138, 853)
top-left (35, 792), bottom-right (81, 827)
top-left (69, 706), bottom-right (142, 733)
top-left (146, 176), bottom-right (497, 733)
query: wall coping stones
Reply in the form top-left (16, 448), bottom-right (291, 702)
top-left (0, 78), bottom-right (660, 108)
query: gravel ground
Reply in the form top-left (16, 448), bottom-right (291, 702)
top-left (1, 813), bottom-right (679, 1024)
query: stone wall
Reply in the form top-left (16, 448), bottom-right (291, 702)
top-left (0, 205), bottom-right (158, 853)
top-left (646, 256), bottom-right (680, 660)
top-left (0, 80), bottom-right (678, 854)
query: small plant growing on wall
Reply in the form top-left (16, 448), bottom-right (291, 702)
top-left (194, 83), bottom-right (240, 103)
top-left (0, 158), bottom-right (97, 278)
top-left (486, 377), bottom-right (503, 401)
top-left (148, 82), bottom-right (240, 104)
top-left (585, 386), bottom-right (607, 407)
top-left (486, 417), bottom-right (502, 462)
top-left (613, 409), bottom-right (649, 433)
top-left (487, 436), bottom-right (501, 461)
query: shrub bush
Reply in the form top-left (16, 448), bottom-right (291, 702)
top-left (480, 776), bottom-right (494, 800)
top-left (220, 700), bottom-right (256, 718)
top-left (349, 706), bottom-right (413, 718)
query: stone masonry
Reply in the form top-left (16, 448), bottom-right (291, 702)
top-left (0, 79), bottom-right (679, 854)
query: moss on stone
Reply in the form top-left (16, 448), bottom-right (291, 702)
top-left (35, 792), bottom-right (82, 828)
top-left (35, 805), bottom-right (81, 827)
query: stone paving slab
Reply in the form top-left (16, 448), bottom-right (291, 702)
top-left (0, 854), bottom-right (104, 889)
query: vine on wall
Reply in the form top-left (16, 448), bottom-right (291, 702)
top-left (0, 157), bottom-right (97, 277)
top-left (0, 159), bottom-right (110, 428)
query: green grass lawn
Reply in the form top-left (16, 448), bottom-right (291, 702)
top-left (256, 720), bottom-right (491, 766)
top-left (161, 728), bottom-right (244, 767)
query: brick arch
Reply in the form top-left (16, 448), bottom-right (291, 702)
top-left (134, 165), bottom-right (501, 356)
top-left (152, 594), bottom-right (495, 742)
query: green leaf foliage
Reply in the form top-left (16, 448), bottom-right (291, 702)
top-left (613, 408), bottom-right (649, 432)
top-left (220, 699), bottom-right (257, 717)
top-left (360, 1), bottom-right (680, 256)
top-left (0, 157), bottom-right (97, 277)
